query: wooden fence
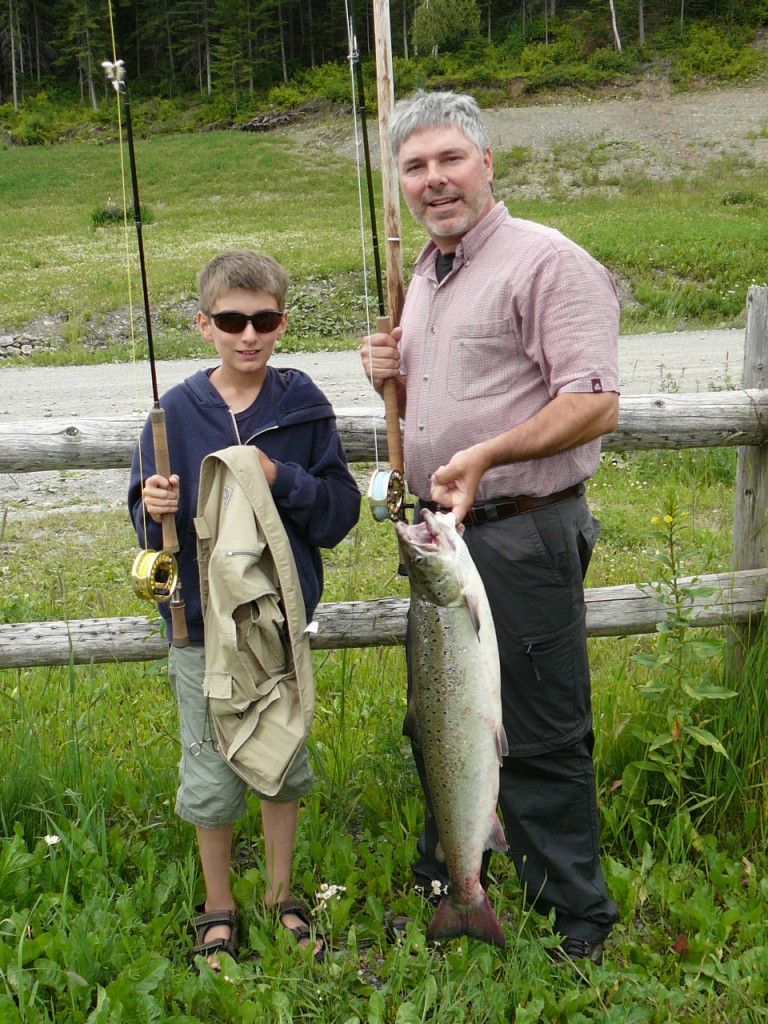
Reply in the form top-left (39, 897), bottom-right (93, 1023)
top-left (2, 286), bottom-right (767, 670)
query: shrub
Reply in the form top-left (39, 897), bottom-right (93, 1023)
top-left (721, 189), bottom-right (764, 207)
top-left (266, 84), bottom-right (304, 109)
top-left (90, 200), bottom-right (155, 228)
top-left (298, 60), bottom-right (352, 105)
top-left (518, 38), bottom-right (581, 74)
top-left (672, 24), bottom-right (763, 84)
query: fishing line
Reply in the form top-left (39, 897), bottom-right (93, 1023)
top-left (103, 0), bottom-right (188, 642)
top-left (104, 2), bottom-right (148, 543)
top-left (344, 0), bottom-right (384, 472)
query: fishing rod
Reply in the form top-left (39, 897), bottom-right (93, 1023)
top-left (103, 58), bottom-right (188, 647)
top-left (348, 25), bottom-right (385, 320)
top-left (356, 0), bottom-right (408, 525)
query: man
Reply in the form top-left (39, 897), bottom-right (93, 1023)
top-left (361, 90), bottom-right (620, 964)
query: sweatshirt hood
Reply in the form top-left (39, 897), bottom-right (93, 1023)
top-left (181, 365), bottom-right (334, 429)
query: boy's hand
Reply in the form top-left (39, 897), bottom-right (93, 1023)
top-left (258, 450), bottom-right (277, 485)
top-left (142, 473), bottom-right (180, 522)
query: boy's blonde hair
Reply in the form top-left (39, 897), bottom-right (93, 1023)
top-left (197, 249), bottom-right (289, 311)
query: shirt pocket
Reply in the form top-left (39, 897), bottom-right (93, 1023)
top-left (447, 316), bottom-right (520, 401)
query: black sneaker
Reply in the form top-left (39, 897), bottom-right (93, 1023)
top-left (549, 936), bottom-right (604, 966)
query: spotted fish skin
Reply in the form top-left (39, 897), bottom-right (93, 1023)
top-left (397, 509), bottom-right (508, 948)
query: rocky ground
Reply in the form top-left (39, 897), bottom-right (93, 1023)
top-left (287, 79), bottom-right (768, 190)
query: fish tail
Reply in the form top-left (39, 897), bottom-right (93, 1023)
top-left (426, 892), bottom-right (506, 948)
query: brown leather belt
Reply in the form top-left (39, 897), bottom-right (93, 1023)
top-left (421, 485), bottom-right (581, 526)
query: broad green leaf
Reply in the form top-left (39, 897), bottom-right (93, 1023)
top-left (685, 725), bottom-right (729, 756)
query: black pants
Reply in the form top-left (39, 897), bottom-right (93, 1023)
top-left (406, 492), bottom-right (618, 942)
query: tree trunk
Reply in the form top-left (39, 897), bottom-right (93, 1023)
top-left (164, 0), bottom-right (176, 98)
top-left (246, 0), bottom-right (254, 93)
top-left (278, 0), bottom-right (288, 85)
top-left (307, 0), bottom-right (315, 67)
top-left (9, 0), bottom-right (19, 110)
top-left (637, 0), bottom-right (645, 45)
top-left (609, 0), bottom-right (622, 51)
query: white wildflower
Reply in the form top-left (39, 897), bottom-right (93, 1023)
top-left (315, 883), bottom-right (347, 903)
top-left (44, 835), bottom-right (61, 846)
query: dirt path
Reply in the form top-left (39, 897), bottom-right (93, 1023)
top-left (293, 81), bottom-right (768, 184)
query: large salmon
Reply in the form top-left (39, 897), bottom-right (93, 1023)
top-left (396, 508), bottom-right (509, 948)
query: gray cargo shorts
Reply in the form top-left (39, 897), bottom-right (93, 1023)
top-left (168, 645), bottom-right (313, 828)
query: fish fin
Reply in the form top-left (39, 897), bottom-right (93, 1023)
top-left (464, 591), bottom-right (483, 638)
top-left (486, 814), bottom-right (508, 854)
top-left (426, 892), bottom-right (505, 948)
top-left (496, 724), bottom-right (509, 763)
top-left (402, 701), bottom-right (421, 746)
top-left (435, 841), bottom-right (446, 863)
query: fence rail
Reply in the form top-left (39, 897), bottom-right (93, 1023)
top-left (1, 569), bottom-right (766, 669)
top-left (2, 285), bottom-right (768, 671)
top-left (1, 390), bottom-right (767, 473)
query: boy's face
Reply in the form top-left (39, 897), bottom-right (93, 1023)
top-left (196, 289), bottom-right (287, 381)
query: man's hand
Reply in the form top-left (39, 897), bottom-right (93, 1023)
top-left (361, 326), bottom-right (403, 391)
top-left (142, 473), bottom-right (180, 523)
top-left (430, 445), bottom-right (489, 524)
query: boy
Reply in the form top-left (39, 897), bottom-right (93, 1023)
top-left (128, 249), bottom-right (361, 967)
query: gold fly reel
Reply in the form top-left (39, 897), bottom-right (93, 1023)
top-left (131, 548), bottom-right (179, 602)
top-left (367, 468), bottom-right (406, 523)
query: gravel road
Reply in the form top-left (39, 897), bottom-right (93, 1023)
top-left (0, 327), bottom-right (747, 421)
top-left (0, 327), bottom-right (746, 516)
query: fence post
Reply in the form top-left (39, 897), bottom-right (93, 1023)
top-left (728, 285), bottom-right (768, 670)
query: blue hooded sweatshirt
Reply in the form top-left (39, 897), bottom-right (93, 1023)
top-left (128, 366), bottom-right (361, 643)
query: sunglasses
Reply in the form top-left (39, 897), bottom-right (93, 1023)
top-left (207, 309), bottom-right (284, 334)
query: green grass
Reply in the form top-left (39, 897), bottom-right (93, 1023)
top-left (0, 130), bottom-right (392, 359)
top-left (2, 91), bottom-right (768, 1017)
top-left (1, 121), bottom-right (767, 366)
top-left (2, 446), bottom-right (768, 1020)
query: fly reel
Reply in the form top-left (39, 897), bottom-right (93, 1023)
top-left (367, 468), bottom-right (407, 523)
top-left (131, 548), bottom-right (179, 602)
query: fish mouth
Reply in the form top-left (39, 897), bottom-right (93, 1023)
top-left (396, 508), bottom-right (456, 552)
top-left (396, 517), bottom-right (439, 550)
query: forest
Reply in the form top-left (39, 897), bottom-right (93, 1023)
top-left (2, 0), bottom-right (768, 126)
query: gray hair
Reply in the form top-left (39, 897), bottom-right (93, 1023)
top-left (389, 90), bottom-right (490, 159)
top-left (197, 249), bottom-right (289, 311)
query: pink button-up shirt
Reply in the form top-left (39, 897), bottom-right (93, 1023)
top-left (399, 202), bottom-right (620, 501)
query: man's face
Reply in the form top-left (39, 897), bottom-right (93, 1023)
top-left (397, 124), bottom-right (494, 252)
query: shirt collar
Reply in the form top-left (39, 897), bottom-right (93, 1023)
top-left (413, 201), bottom-right (508, 278)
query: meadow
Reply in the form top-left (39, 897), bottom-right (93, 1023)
top-left (1, 102), bottom-right (768, 359)
top-left (1, 111), bottom-right (768, 1021)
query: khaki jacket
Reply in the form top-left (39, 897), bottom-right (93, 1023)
top-left (194, 446), bottom-right (315, 797)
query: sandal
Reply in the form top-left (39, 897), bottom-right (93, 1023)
top-left (190, 902), bottom-right (239, 968)
top-left (276, 897), bottom-right (326, 962)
